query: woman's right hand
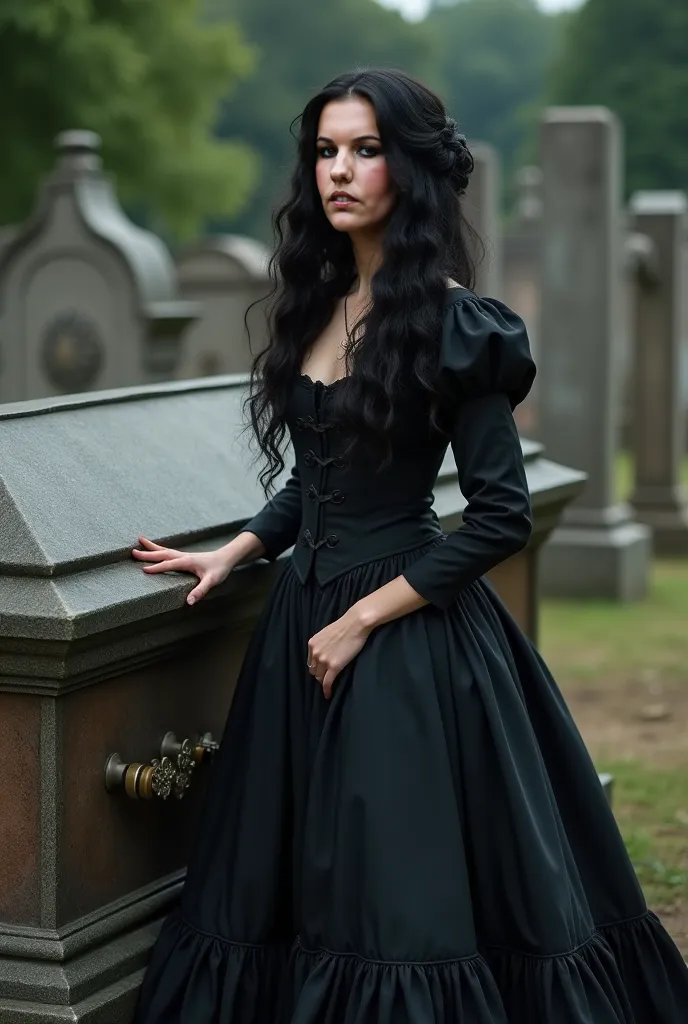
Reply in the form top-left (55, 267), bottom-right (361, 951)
top-left (131, 537), bottom-right (236, 606)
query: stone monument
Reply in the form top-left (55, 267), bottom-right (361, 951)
top-left (463, 143), bottom-right (538, 434)
top-left (0, 131), bottom-right (198, 402)
top-left (503, 164), bottom-right (544, 436)
top-left (503, 166), bottom-right (542, 354)
top-left (629, 191), bottom-right (688, 553)
top-left (464, 141), bottom-right (503, 298)
top-left (537, 107), bottom-right (651, 600)
top-left (175, 234), bottom-right (271, 378)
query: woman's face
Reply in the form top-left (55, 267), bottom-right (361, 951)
top-left (315, 96), bottom-right (396, 236)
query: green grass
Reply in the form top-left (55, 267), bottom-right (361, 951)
top-left (597, 760), bottom-right (688, 911)
top-left (540, 564), bottom-right (688, 919)
top-left (540, 561), bottom-right (688, 687)
top-left (615, 450), bottom-right (688, 502)
top-left (539, 460), bottom-right (688, 946)
top-left (541, 567), bottom-right (688, 944)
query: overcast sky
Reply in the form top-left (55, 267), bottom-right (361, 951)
top-left (379, 0), bottom-right (584, 20)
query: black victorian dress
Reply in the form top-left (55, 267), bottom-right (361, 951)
top-left (135, 289), bottom-right (688, 1023)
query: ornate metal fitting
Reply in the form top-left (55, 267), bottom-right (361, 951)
top-left (150, 756), bottom-right (176, 800)
top-left (104, 731), bottom-right (218, 802)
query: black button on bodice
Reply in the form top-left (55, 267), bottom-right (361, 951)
top-left (295, 416), bottom-right (332, 434)
top-left (300, 529), bottom-right (340, 551)
top-left (303, 449), bottom-right (347, 469)
top-left (296, 391), bottom-right (345, 557)
top-left (307, 484), bottom-right (345, 505)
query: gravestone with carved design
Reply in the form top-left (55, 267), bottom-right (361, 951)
top-left (0, 131), bottom-right (198, 402)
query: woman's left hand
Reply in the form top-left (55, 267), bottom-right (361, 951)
top-left (307, 607), bottom-right (372, 700)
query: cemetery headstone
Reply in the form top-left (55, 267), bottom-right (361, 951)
top-left (175, 234), bottom-right (270, 378)
top-left (503, 164), bottom-right (544, 435)
top-left (0, 131), bottom-right (198, 402)
top-left (464, 141), bottom-right (503, 298)
top-left (504, 166), bottom-right (542, 352)
top-left (537, 107), bottom-right (651, 599)
top-left (629, 191), bottom-right (688, 553)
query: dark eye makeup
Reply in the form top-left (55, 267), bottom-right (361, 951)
top-left (317, 144), bottom-right (381, 159)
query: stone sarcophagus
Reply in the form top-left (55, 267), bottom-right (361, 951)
top-left (0, 377), bottom-right (584, 1020)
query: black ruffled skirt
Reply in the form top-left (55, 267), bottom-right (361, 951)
top-left (134, 542), bottom-right (688, 1022)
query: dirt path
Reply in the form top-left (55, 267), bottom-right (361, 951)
top-left (564, 676), bottom-right (688, 766)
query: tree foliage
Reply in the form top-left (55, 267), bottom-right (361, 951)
top-left (0, 0), bottom-right (257, 237)
top-left (551, 0), bottom-right (688, 195)
top-left (207, 0), bottom-right (433, 240)
top-left (425, 0), bottom-right (566, 187)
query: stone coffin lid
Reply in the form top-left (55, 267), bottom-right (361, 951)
top-left (0, 377), bottom-right (265, 651)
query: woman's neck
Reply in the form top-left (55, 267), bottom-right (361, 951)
top-left (349, 229), bottom-right (384, 300)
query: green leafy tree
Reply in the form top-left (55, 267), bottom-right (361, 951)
top-left (206, 0), bottom-right (433, 240)
top-left (551, 0), bottom-right (688, 195)
top-left (425, 0), bottom-right (566, 194)
top-left (0, 0), bottom-right (257, 237)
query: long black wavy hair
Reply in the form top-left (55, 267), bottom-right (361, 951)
top-left (245, 67), bottom-right (480, 495)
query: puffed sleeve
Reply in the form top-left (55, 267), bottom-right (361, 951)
top-left (237, 462), bottom-right (302, 562)
top-left (401, 294), bottom-right (536, 610)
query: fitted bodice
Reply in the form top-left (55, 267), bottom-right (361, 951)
top-left (239, 290), bottom-right (537, 608)
top-left (286, 375), bottom-right (449, 584)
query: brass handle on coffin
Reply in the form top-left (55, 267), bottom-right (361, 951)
top-left (104, 731), bottom-right (218, 801)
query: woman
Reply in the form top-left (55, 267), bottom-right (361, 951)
top-left (133, 69), bottom-right (688, 1022)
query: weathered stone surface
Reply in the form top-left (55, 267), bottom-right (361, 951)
top-left (629, 191), bottom-right (688, 554)
top-left (537, 107), bottom-right (651, 599)
top-left (503, 165), bottom-right (543, 437)
top-left (176, 234), bottom-right (270, 378)
top-left (0, 696), bottom-right (41, 926)
top-left (464, 141), bottom-right (503, 298)
top-left (0, 131), bottom-right (198, 403)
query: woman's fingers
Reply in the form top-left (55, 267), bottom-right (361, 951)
top-left (133, 542), bottom-right (228, 606)
top-left (141, 557), bottom-right (193, 575)
top-left (133, 538), bottom-right (182, 559)
top-left (132, 548), bottom-right (178, 562)
top-left (186, 576), bottom-right (215, 605)
top-left (321, 666), bottom-right (339, 700)
top-left (307, 645), bottom-right (336, 700)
